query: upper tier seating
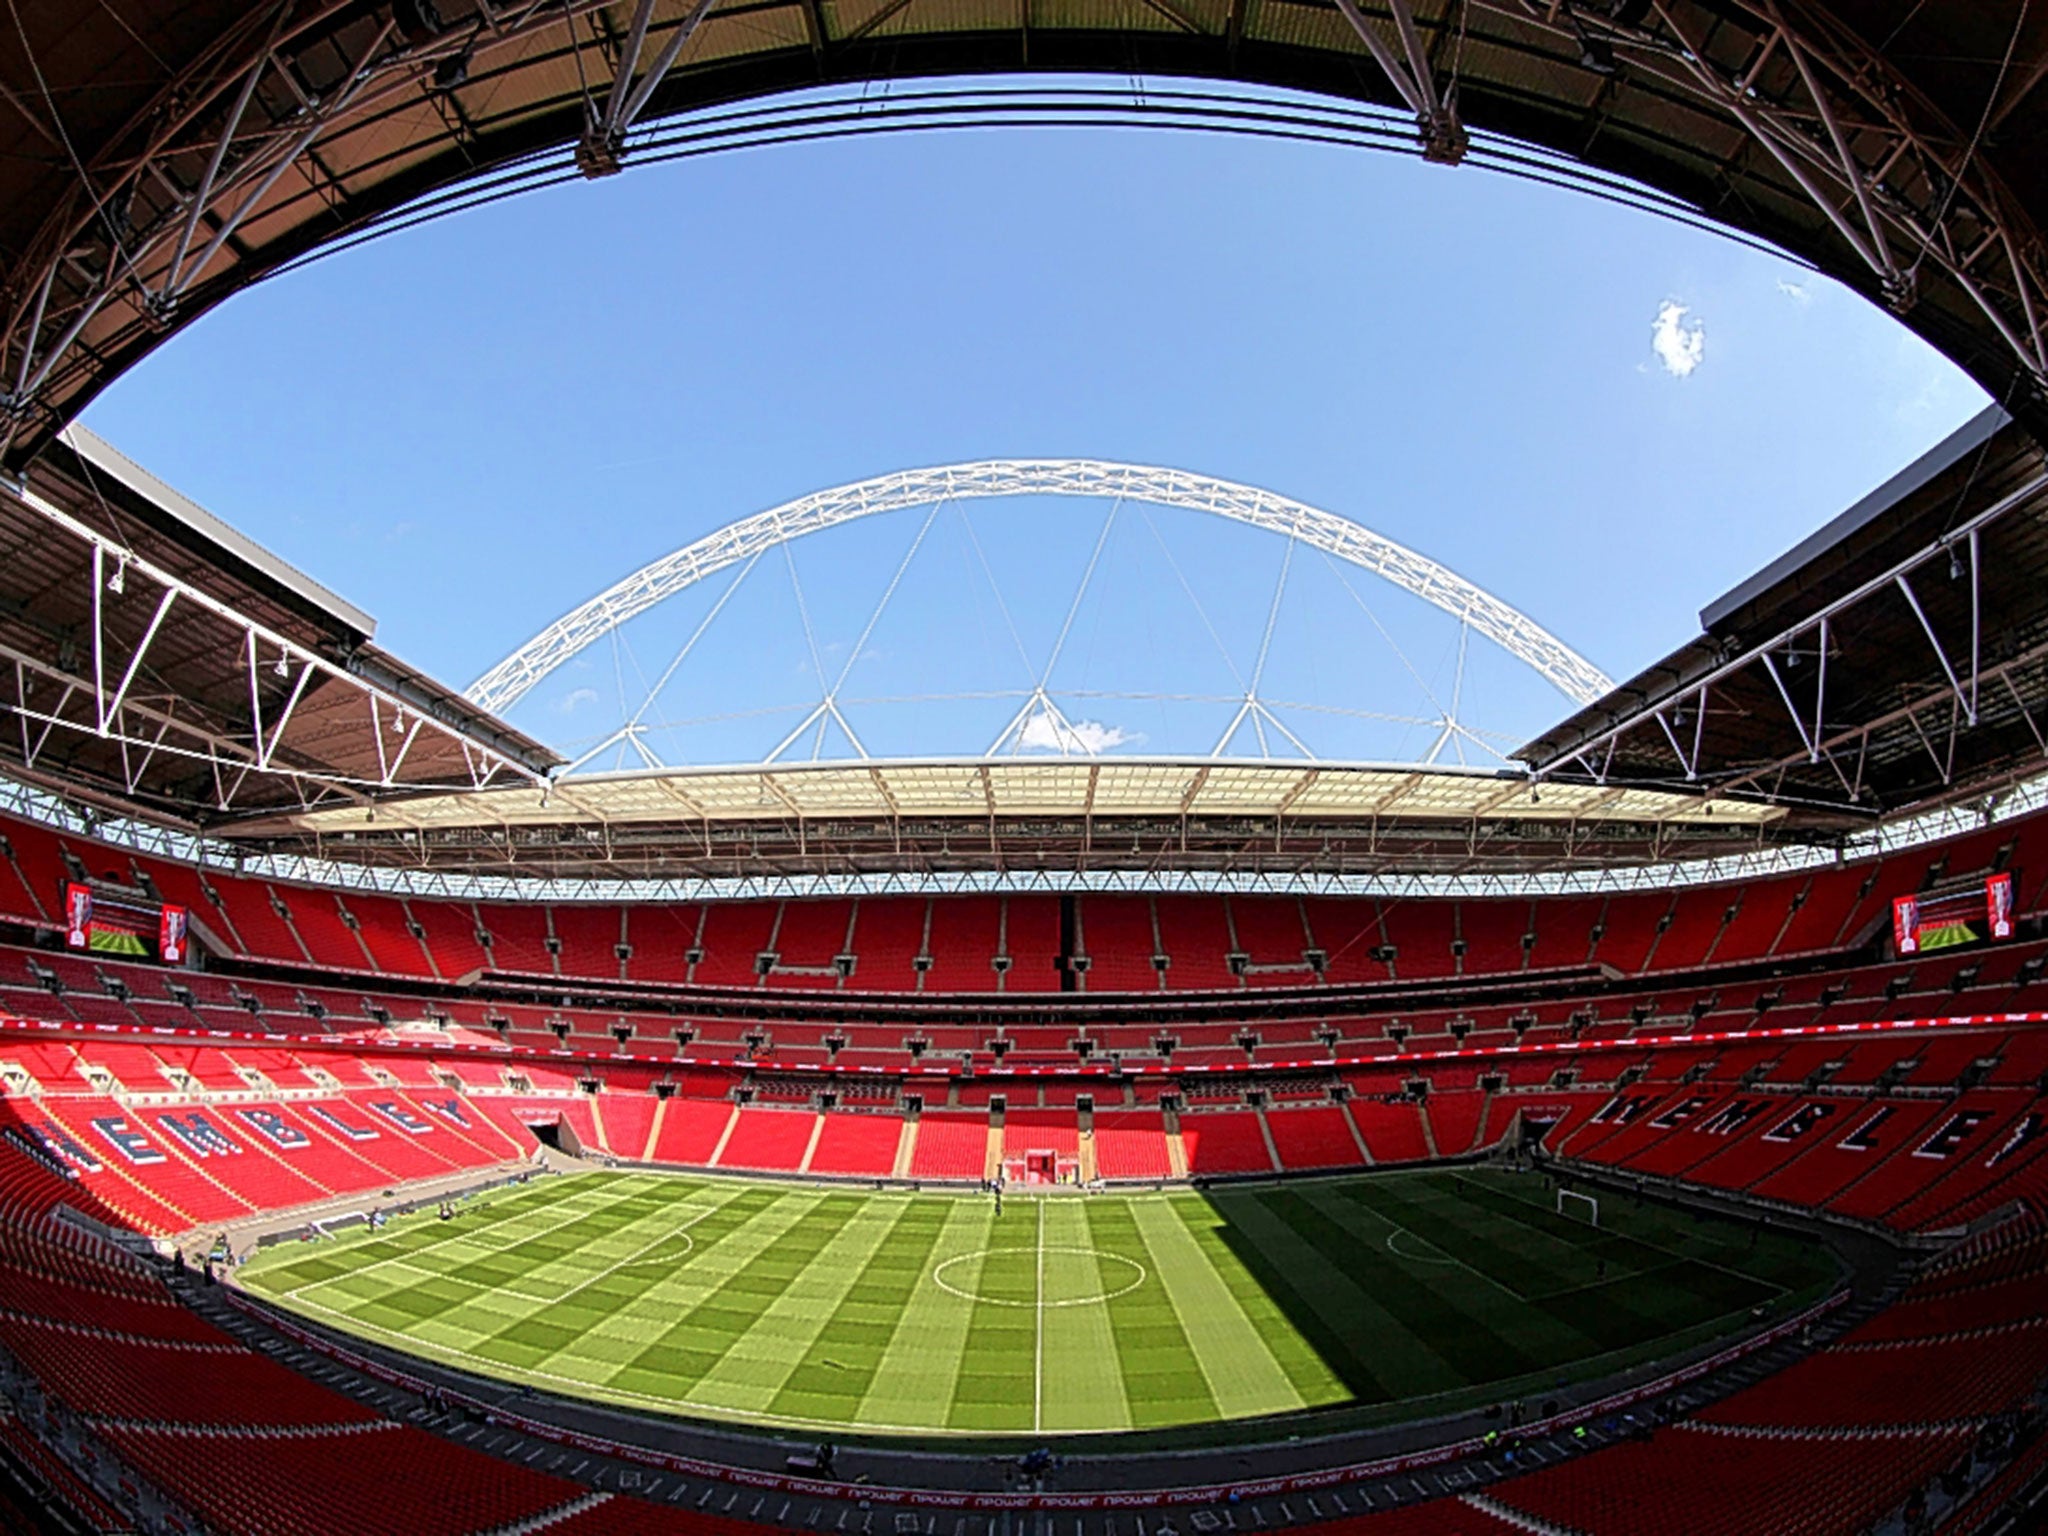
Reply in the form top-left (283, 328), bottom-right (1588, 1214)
top-left (3, 807), bottom-right (2046, 1025)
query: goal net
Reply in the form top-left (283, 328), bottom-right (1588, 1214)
top-left (1557, 1189), bottom-right (1599, 1227)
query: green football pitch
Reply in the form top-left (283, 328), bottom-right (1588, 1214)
top-left (240, 1167), bottom-right (1839, 1440)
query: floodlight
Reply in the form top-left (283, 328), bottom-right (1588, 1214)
top-left (107, 557), bottom-right (126, 595)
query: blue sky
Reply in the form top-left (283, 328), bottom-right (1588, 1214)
top-left (83, 104), bottom-right (1988, 769)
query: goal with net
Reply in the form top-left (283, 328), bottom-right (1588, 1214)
top-left (1557, 1189), bottom-right (1599, 1227)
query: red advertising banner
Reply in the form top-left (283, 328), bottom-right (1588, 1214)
top-left (64, 882), bottom-right (91, 950)
top-left (158, 903), bottom-right (189, 964)
top-left (1892, 894), bottom-right (1920, 955)
top-left (1989, 871), bottom-right (2015, 940)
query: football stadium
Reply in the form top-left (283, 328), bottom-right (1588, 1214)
top-left (4, 5), bottom-right (2048, 1536)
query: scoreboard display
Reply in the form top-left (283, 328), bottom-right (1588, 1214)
top-left (64, 882), bottom-right (189, 963)
top-left (1893, 871), bottom-right (2016, 956)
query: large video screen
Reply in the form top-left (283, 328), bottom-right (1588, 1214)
top-left (1893, 871), bottom-right (2016, 956)
top-left (64, 883), bottom-right (189, 963)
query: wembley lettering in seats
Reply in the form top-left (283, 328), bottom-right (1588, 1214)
top-left (1764, 1102), bottom-right (1834, 1142)
top-left (91, 1115), bottom-right (165, 1164)
top-left (155, 1111), bottom-right (239, 1159)
top-left (1914, 1109), bottom-right (1994, 1160)
top-left (1593, 1093), bottom-right (1657, 1125)
top-left (9, 1124), bottom-right (98, 1176)
top-left (237, 1107), bottom-right (312, 1149)
top-left (368, 1100), bottom-right (434, 1135)
top-left (416, 1097), bottom-right (471, 1128)
top-left (1698, 1099), bottom-right (1770, 1137)
top-left (1985, 1111), bottom-right (2046, 1169)
top-left (1649, 1095), bottom-right (1709, 1130)
top-left (308, 1105), bottom-right (379, 1141)
top-left (1839, 1105), bottom-right (1901, 1152)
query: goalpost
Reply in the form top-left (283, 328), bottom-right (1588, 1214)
top-left (1557, 1189), bottom-right (1600, 1227)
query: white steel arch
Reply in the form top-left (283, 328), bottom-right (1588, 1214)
top-left (468, 460), bottom-right (1613, 719)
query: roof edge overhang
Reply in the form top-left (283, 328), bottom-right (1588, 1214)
top-left (219, 754), bottom-right (1792, 842)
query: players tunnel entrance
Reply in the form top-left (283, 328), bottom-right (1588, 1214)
top-left (519, 1114), bottom-right (584, 1158)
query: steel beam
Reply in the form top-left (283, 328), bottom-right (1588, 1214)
top-left (1329, 0), bottom-right (1467, 163)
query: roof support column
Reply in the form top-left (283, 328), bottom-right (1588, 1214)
top-left (1329, 0), bottom-right (1467, 164)
top-left (579, 0), bottom-right (722, 176)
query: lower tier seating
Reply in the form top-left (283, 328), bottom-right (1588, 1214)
top-left (907, 1112), bottom-right (988, 1180)
top-left (1494, 1423), bottom-right (1973, 1536)
top-left (0, 1074), bottom-right (2044, 1536)
top-left (1181, 1110), bottom-right (1275, 1175)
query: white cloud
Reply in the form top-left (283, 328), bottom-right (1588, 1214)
top-left (557, 686), bottom-right (599, 714)
top-left (1776, 279), bottom-right (1812, 305)
top-left (1016, 708), bottom-right (1137, 754)
top-left (1651, 300), bottom-right (1706, 378)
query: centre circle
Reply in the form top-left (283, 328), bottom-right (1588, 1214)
top-left (931, 1246), bottom-right (1148, 1307)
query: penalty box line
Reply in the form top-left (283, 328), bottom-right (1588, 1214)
top-left (276, 1176), bottom-right (648, 1299)
top-left (1448, 1173), bottom-right (1797, 1307)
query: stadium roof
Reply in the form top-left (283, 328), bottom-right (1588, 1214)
top-left (6, 4), bottom-right (2048, 880)
top-left (0, 428), bottom-right (562, 829)
top-left (219, 756), bottom-right (1795, 880)
top-left (1520, 405), bottom-right (2048, 821)
top-left (4, 399), bottom-right (2045, 881)
top-left (3, 3), bottom-right (2048, 471)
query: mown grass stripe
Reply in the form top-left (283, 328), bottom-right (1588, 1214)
top-left (1037, 1197), bottom-right (1132, 1431)
top-left (767, 1195), bottom-right (952, 1424)
top-left (945, 1198), bottom-right (1036, 1431)
top-left (258, 1174), bottom-right (623, 1292)
top-left (1079, 1198), bottom-right (1216, 1430)
top-left (1146, 1194), bottom-right (1342, 1414)
top-left (1163, 1196), bottom-right (1351, 1417)
top-left (1317, 1179), bottom-right (1605, 1361)
top-left (858, 1198), bottom-right (997, 1432)
top-left (1198, 1185), bottom-right (1450, 1401)
top-left (272, 1176), bottom-right (670, 1325)
top-left (601, 1187), bottom-right (837, 1398)
top-left (450, 1184), bottom-right (756, 1376)
top-left (685, 1194), bottom-right (910, 1415)
top-left (1274, 1182), bottom-right (1542, 1385)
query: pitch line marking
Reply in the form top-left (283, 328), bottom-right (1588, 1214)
top-left (1383, 1228), bottom-right (1459, 1266)
top-left (277, 1176), bottom-right (644, 1299)
top-left (1034, 1199), bottom-right (1044, 1434)
top-left (930, 1247), bottom-right (1148, 1308)
top-left (1445, 1172), bottom-right (1796, 1307)
top-left (546, 1221), bottom-right (713, 1309)
top-left (1312, 1183), bottom-right (1532, 1303)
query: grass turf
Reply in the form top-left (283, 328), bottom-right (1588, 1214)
top-left (240, 1166), bottom-right (1839, 1440)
